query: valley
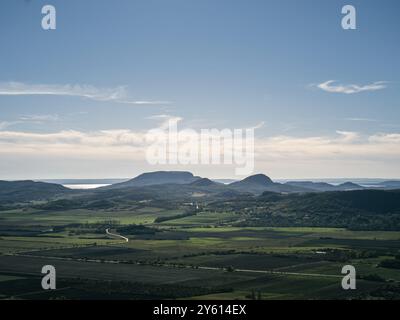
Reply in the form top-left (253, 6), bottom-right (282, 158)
top-left (0, 172), bottom-right (400, 300)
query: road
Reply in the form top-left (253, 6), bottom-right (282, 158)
top-left (105, 228), bottom-right (129, 243)
top-left (5, 252), bottom-right (341, 279)
top-left (195, 266), bottom-right (342, 278)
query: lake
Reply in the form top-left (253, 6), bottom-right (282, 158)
top-left (63, 184), bottom-right (110, 189)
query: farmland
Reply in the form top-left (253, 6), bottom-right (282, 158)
top-left (1, 174), bottom-right (400, 300)
top-left (1, 206), bottom-right (400, 300)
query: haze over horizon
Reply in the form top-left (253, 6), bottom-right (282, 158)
top-left (24, 171), bottom-right (400, 184)
top-left (1, 0), bottom-right (399, 180)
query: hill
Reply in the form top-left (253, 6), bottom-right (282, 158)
top-left (0, 180), bottom-right (70, 204)
top-left (105, 171), bottom-right (200, 189)
top-left (378, 180), bottom-right (400, 189)
top-left (335, 182), bottom-right (364, 191)
top-left (268, 189), bottom-right (400, 215)
top-left (285, 181), bottom-right (364, 192)
top-left (211, 189), bottom-right (400, 230)
top-left (189, 178), bottom-right (220, 187)
top-left (229, 174), bottom-right (310, 194)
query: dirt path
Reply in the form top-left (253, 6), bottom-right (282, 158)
top-left (105, 228), bottom-right (129, 243)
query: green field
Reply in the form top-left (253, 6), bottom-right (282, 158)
top-left (1, 206), bottom-right (400, 300)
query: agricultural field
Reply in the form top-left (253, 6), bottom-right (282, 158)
top-left (1, 206), bottom-right (400, 300)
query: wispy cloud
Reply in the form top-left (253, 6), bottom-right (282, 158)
top-left (0, 122), bottom-right (399, 162)
top-left (1, 120), bottom-right (400, 178)
top-left (0, 121), bottom-right (22, 130)
top-left (19, 114), bottom-right (60, 122)
top-left (0, 114), bottom-right (60, 130)
top-left (345, 117), bottom-right (378, 122)
top-left (315, 80), bottom-right (387, 94)
top-left (335, 130), bottom-right (359, 142)
top-left (0, 82), bottom-right (170, 105)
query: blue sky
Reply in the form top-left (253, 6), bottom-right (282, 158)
top-left (0, 0), bottom-right (399, 179)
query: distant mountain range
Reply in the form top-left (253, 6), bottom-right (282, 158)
top-left (100, 171), bottom-right (368, 194)
top-left (2, 172), bottom-right (400, 231)
top-left (284, 181), bottom-right (364, 192)
top-left (35, 175), bottom-right (400, 190)
top-left (101, 171), bottom-right (368, 194)
top-left (376, 180), bottom-right (400, 189)
top-left (1, 171), bottom-right (400, 205)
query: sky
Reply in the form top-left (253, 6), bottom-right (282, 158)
top-left (0, 0), bottom-right (399, 180)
